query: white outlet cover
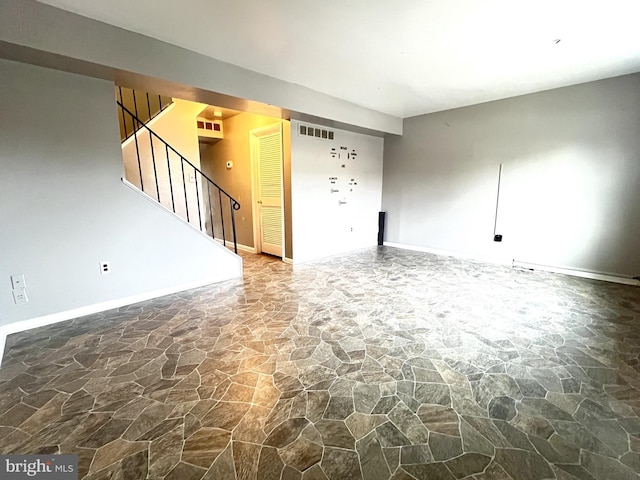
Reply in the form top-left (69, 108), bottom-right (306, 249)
top-left (100, 261), bottom-right (111, 274)
top-left (13, 288), bottom-right (28, 304)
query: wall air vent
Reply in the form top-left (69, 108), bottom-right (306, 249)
top-left (299, 124), bottom-right (334, 141)
top-left (197, 117), bottom-right (223, 142)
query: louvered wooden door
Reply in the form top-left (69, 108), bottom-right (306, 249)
top-left (256, 125), bottom-right (284, 257)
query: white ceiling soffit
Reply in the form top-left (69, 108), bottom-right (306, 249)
top-left (37, 0), bottom-right (640, 118)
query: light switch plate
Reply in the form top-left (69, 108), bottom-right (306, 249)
top-left (13, 289), bottom-right (28, 304)
top-left (11, 274), bottom-right (26, 289)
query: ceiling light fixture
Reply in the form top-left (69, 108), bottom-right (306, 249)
top-left (213, 110), bottom-right (222, 117)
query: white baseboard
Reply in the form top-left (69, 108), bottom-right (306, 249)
top-left (213, 238), bottom-right (256, 254)
top-left (0, 274), bottom-right (239, 368)
top-left (512, 260), bottom-right (640, 286)
top-left (283, 257), bottom-right (294, 265)
top-left (384, 242), bottom-right (639, 286)
top-left (292, 244), bottom-right (379, 265)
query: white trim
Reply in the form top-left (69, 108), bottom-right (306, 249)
top-left (0, 274), bottom-right (238, 368)
top-left (384, 242), bottom-right (639, 286)
top-left (214, 238), bottom-right (257, 254)
top-left (283, 257), bottom-right (294, 265)
top-left (512, 260), bottom-right (640, 286)
top-left (121, 102), bottom-right (177, 149)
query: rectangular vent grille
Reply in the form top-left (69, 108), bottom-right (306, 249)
top-left (299, 124), bottom-right (334, 140)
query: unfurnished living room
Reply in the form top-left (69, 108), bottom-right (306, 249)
top-left (1, 1), bottom-right (640, 479)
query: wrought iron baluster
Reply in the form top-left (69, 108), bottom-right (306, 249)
top-left (219, 190), bottom-right (226, 247)
top-left (132, 116), bottom-right (143, 192)
top-left (132, 90), bottom-right (140, 136)
top-left (181, 160), bottom-right (190, 223)
top-left (194, 168), bottom-right (202, 230)
top-left (116, 98), bottom-right (242, 253)
top-left (166, 144), bottom-right (175, 212)
top-left (207, 182), bottom-right (214, 238)
top-left (230, 200), bottom-right (238, 254)
top-left (149, 130), bottom-right (160, 202)
top-left (146, 92), bottom-right (152, 123)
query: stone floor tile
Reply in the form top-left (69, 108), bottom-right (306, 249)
top-left (403, 462), bottom-right (456, 480)
top-left (445, 453), bottom-right (491, 478)
top-left (201, 401), bottom-right (250, 431)
top-left (376, 422), bottom-right (412, 448)
top-left (315, 419), bottom-right (356, 449)
top-left (202, 443), bottom-right (235, 480)
top-left (357, 430), bottom-right (392, 480)
top-left (323, 396), bottom-right (354, 419)
top-left (264, 417), bottom-right (309, 448)
top-left (400, 444), bottom-right (432, 465)
top-left (89, 439), bottom-right (148, 473)
top-left (554, 464), bottom-right (598, 480)
top-left (255, 446), bottom-right (285, 480)
top-left (417, 405), bottom-right (460, 436)
top-left (1, 248), bottom-right (640, 479)
top-left (321, 447), bottom-right (363, 480)
top-left (233, 441), bottom-right (261, 480)
top-left (165, 461), bottom-right (207, 480)
top-left (301, 464), bottom-right (328, 480)
top-left (389, 470), bottom-right (418, 480)
top-left (488, 396), bottom-right (516, 421)
top-left (580, 451), bottom-right (638, 480)
top-left (429, 433), bottom-right (464, 461)
top-left (472, 460), bottom-right (513, 480)
top-left (346, 412), bottom-right (387, 440)
top-left (182, 427), bottom-right (230, 468)
top-left (279, 436), bottom-right (323, 472)
top-left (494, 448), bottom-right (554, 480)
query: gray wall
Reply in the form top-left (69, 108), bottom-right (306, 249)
top-left (383, 73), bottom-right (640, 277)
top-left (0, 59), bottom-right (241, 326)
top-left (0, 0), bottom-right (401, 135)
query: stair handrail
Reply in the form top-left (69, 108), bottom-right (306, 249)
top-left (117, 100), bottom-right (240, 253)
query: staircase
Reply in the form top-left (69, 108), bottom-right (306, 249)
top-left (116, 90), bottom-right (240, 253)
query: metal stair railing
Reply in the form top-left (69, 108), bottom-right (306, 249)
top-left (117, 87), bottom-right (172, 142)
top-left (117, 100), bottom-right (240, 254)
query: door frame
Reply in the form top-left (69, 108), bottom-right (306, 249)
top-left (249, 122), bottom-right (285, 258)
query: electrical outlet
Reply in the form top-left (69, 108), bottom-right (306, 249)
top-left (11, 274), bottom-right (26, 289)
top-left (13, 289), bottom-right (28, 304)
top-left (100, 261), bottom-right (111, 274)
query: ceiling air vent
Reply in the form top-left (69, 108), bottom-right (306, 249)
top-left (299, 124), bottom-right (334, 141)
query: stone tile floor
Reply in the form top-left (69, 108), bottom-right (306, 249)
top-left (1, 247), bottom-right (640, 479)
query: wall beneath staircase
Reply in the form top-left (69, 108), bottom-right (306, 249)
top-left (122, 98), bottom-right (207, 229)
top-left (0, 60), bottom-right (242, 337)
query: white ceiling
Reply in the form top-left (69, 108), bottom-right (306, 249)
top-left (38, 0), bottom-right (640, 118)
